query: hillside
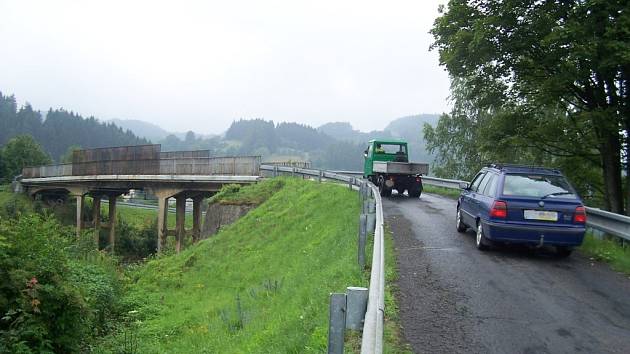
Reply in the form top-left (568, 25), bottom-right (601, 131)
top-left (319, 114), bottom-right (440, 163)
top-left (0, 92), bottom-right (148, 161)
top-left (109, 118), bottom-right (170, 141)
top-left (97, 178), bottom-right (364, 352)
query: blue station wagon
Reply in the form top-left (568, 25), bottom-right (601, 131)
top-left (456, 164), bottom-right (586, 257)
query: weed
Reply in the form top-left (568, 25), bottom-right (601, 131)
top-left (219, 294), bottom-right (246, 333)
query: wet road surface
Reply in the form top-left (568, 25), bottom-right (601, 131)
top-left (384, 193), bottom-right (630, 354)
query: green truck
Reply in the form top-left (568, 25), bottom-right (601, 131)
top-left (363, 139), bottom-right (429, 197)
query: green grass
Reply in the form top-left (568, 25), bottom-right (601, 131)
top-left (104, 203), bottom-right (192, 229)
top-left (422, 184), bottom-right (461, 199)
top-left (579, 232), bottom-right (630, 275)
top-left (96, 178), bottom-right (366, 353)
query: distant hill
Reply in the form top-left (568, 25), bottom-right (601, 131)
top-left (0, 92), bottom-right (149, 161)
top-left (318, 114), bottom-right (440, 163)
top-left (318, 122), bottom-right (394, 143)
top-left (109, 118), bottom-right (169, 142)
top-left (383, 114), bottom-right (440, 163)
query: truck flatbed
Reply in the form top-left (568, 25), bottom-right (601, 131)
top-left (372, 161), bottom-right (429, 175)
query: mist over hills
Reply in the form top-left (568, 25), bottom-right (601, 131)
top-left (113, 114), bottom-right (439, 169)
top-left (1, 90), bottom-right (438, 170)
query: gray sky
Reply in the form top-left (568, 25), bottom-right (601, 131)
top-left (0, 0), bottom-right (450, 135)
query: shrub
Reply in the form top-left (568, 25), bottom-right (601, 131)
top-left (0, 214), bottom-right (124, 353)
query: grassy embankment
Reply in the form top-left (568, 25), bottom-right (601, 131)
top-left (96, 178), bottom-right (369, 353)
top-left (98, 177), bottom-right (411, 353)
top-left (2, 180), bottom-right (411, 352)
top-left (422, 182), bottom-right (630, 275)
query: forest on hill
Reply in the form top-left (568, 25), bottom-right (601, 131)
top-left (0, 91), bottom-right (438, 172)
top-left (0, 93), bottom-right (148, 161)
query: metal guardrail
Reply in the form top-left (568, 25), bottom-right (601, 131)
top-left (260, 165), bottom-right (384, 354)
top-left (583, 207), bottom-right (630, 241)
top-left (325, 170), bottom-right (630, 241)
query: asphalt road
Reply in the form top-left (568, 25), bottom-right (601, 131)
top-left (384, 192), bottom-right (630, 354)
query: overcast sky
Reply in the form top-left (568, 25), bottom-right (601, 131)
top-left (0, 0), bottom-right (450, 135)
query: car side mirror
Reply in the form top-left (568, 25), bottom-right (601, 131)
top-left (363, 149), bottom-right (368, 157)
top-left (459, 182), bottom-right (469, 190)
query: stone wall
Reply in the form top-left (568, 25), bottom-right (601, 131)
top-left (201, 202), bottom-right (256, 238)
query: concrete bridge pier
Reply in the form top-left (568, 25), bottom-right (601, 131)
top-left (67, 187), bottom-right (88, 239)
top-left (175, 195), bottom-right (186, 253)
top-left (151, 188), bottom-right (212, 253)
top-left (153, 188), bottom-right (184, 253)
top-left (107, 193), bottom-right (123, 253)
top-left (92, 195), bottom-right (101, 248)
top-left (192, 196), bottom-right (203, 243)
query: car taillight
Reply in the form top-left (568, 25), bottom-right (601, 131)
top-left (574, 206), bottom-right (586, 224)
top-left (416, 177), bottom-right (421, 182)
top-left (490, 201), bottom-right (507, 218)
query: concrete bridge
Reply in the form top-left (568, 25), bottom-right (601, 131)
top-left (17, 144), bottom-right (261, 253)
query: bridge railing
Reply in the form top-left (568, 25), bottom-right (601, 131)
top-left (22, 156), bottom-right (261, 178)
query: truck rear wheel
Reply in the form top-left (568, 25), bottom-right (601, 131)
top-left (378, 181), bottom-right (392, 197)
top-left (408, 188), bottom-right (422, 198)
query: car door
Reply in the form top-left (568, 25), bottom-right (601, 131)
top-left (460, 171), bottom-right (486, 226)
top-left (476, 173), bottom-right (498, 222)
top-left (469, 172), bottom-right (493, 223)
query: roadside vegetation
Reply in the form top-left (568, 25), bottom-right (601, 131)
top-left (1, 178), bottom-right (412, 352)
top-left (422, 184), bottom-right (460, 200)
top-left (580, 233), bottom-right (630, 275)
top-left (96, 178), bottom-right (366, 353)
top-left (0, 203), bottom-right (126, 353)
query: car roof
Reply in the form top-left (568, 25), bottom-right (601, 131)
top-left (369, 139), bottom-right (407, 145)
top-left (485, 163), bottom-right (562, 175)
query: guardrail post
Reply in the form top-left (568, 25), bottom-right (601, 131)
top-left (319, 170), bottom-right (323, 183)
top-left (328, 293), bottom-right (346, 354)
top-left (345, 287), bottom-right (368, 331)
top-left (367, 199), bottom-right (376, 234)
top-left (591, 228), bottom-right (605, 240)
top-left (273, 165), bottom-right (278, 178)
top-left (358, 214), bottom-right (367, 269)
top-left (348, 177), bottom-right (354, 190)
top-left (292, 167), bottom-right (296, 177)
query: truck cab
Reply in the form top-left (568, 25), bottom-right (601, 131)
top-left (363, 139), bottom-right (428, 197)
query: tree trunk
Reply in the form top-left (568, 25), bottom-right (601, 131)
top-left (600, 134), bottom-right (624, 213)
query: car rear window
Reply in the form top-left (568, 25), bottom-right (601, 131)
top-left (502, 174), bottom-right (577, 198)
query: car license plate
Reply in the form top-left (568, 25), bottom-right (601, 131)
top-left (524, 210), bottom-right (558, 221)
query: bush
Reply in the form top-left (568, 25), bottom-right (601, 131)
top-left (0, 214), bottom-right (124, 353)
top-left (113, 217), bottom-right (157, 262)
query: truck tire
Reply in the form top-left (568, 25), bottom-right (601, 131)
top-left (408, 188), bottom-right (422, 198)
top-left (378, 181), bottom-right (392, 197)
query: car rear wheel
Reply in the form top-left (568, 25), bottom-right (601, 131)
top-left (456, 208), bottom-right (467, 233)
top-left (475, 221), bottom-right (489, 251)
top-left (556, 246), bottom-right (573, 258)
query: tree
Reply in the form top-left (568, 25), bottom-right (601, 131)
top-left (1, 135), bottom-right (51, 181)
top-left (431, 0), bottom-right (630, 213)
